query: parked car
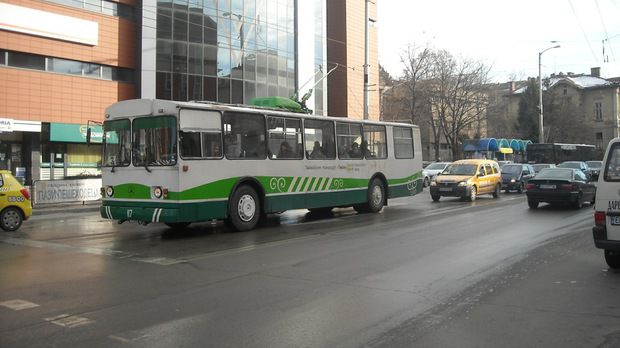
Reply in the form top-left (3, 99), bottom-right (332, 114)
top-left (422, 162), bottom-right (451, 187)
top-left (531, 163), bottom-right (556, 173)
top-left (497, 160), bottom-right (513, 168)
top-left (557, 161), bottom-right (593, 180)
top-left (525, 168), bottom-right (595, 209)
top-left (586, 160), bottom-right (603, 180)
top-left (429, 159), bottom-right (501, 202)
top-left (593, 138), bottom-right (620, 268)
top-left (0, 170), bottom-right (32, 231)
top-left (500, 163), bottom-right (536, 193)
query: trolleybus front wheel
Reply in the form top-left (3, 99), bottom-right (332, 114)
top-left (227, 185), bottom-right (261, 232)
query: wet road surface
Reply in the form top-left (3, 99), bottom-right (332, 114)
top-left (0, 192), bottom-right (600, 347)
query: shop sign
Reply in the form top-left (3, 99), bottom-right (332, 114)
top-left (34, 178), bottom-right (102, 204)
top-left (49, 123), bottom-right (103, 143)
top-left (0, 118), bottom-right (14, 132)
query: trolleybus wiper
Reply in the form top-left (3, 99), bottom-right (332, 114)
top-left (144, 163), bottom-right (152, 173)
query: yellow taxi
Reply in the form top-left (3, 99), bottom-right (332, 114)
top-left (0, 170), bottom-right (32, 231)
top-left (429, 159), bottom-right (502, 202)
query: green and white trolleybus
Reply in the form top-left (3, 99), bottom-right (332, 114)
top-left (100, 99), bottom-right (423, 231)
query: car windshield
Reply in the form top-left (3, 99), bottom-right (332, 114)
top-left (103, 119), bottom-right (131, 167)
top-left (558, 162), bottom-right (581, 169)
top-left (501, 164), bottom-right (521, 174)
top-left (132, 116), bottom-right (178, 166)
top-left (535, 168), bottom-right (572, 180)
top-left (427, 163), bottom-right (447, 170)
top-left (442, 164), bottom-right (477, 176)
top-left (586, 161), bottom-right (602, 169)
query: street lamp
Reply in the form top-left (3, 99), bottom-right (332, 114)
top-left (538, 44), bottom-right (560, 143)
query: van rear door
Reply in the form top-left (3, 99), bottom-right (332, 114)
top-left (599, 140), bottom-right (620, 241)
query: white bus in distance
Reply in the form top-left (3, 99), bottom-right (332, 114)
top-left (100, 99), bottom-right (423, 231)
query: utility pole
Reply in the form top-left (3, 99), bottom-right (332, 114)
top-left (538, 44), bottom-right (560, 143)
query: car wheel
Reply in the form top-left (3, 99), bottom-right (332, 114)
top-left (423, 177), bottom-right (430, 187)
top-left (517, 183), bottom-right (523, 194)
top-left (573, 193), bottom-right (583, 209)
top-left (492, 184), bottom-right (500, 198)
top-left (468, 186), bottom-right (477, 202)
top-left (227, 185), bottom-right (260, 232)
top-left (605, 250), bottom-right (620, 269)
top-left (431, 194), bottom-right (441, 202)
top-left (0, 207), bottom-right (23, 232)
top-left (528, 200), bottom-right (539, 209)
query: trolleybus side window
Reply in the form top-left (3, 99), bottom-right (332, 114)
top-left (393, 126), bottom-right (414, 159)
top-left (132, 116), bottom-right (177, 166)
top-left (224, 112), bottom-right (266, 159)
top-left (364, 125), bottom-right (387, 159)
top-left (304, 119), bottom-right (335, 160)
top-left (179, 109), bottom-right (223, 159)
top-left (336, 122), bottom-right (363, 159)
top-left (102, 119), bottom-right (131, 167)
top-left (267, 116), bottom-right (303, 159)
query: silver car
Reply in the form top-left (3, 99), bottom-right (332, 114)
top-left (422, 162), bottom-right (451, 187)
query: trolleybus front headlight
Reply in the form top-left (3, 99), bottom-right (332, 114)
top-left (105, 186), bottom-right (114, 197)
top-left (153, 186), bottom-right (163, 199)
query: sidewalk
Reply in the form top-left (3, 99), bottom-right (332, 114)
top-left (32, 200), bottom-right (101, 216)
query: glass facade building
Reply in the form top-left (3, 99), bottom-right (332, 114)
top-left (154, 0), bottom-right (297, 105)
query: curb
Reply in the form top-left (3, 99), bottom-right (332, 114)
top-left (32, 202), bottom-right (101, 216)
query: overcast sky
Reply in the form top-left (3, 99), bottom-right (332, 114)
top-left (378, 0), bottom-right (620, 82)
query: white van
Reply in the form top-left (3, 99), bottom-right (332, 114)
top-left (593, 138), bottom-right (620, 268)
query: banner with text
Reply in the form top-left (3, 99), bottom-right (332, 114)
top-left (34, 179), bottom-right (102, 205)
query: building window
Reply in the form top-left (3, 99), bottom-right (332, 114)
top-left (596, 132), bottom-right (603, 150)
top-left (8, 52), bottom-right (45, 70)
top-left (4, 50), bottom-right (133, 83)
top-left (155, 0), bottom-right (296, 104)
top-left (43, 0), bottom-right (135, 20)
top-left (595, 102), bottom-right (603, 121)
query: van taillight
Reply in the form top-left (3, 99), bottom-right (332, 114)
top-left (595, 211), bottom-right (606, 226)
top-left (526, 183), bottom-right (536, 190)
top-left (20, 188), bottom-right (30, 200)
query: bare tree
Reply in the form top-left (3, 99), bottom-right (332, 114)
top-left (428, 52), bottom-right (491, 160)
top-left (399, 45), bottom-right (433, 125)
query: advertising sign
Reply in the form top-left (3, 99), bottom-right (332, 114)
top-left (34, 178), bottom-right (102, 205)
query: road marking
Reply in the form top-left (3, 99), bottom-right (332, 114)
top-left (44, 314), bottom-right (94, 328)
top-left (0, 299), bottom-right (40, 311)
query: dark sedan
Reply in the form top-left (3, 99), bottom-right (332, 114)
top-left (557, 161), bottom-right (593, 180)
top-left (586, 160), bottom-right (603, 180)
top-left (525, 168), bottom-right (596, 209)
top-left (501, 163), bottom-right (535, 193)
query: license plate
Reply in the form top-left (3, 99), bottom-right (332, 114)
top-left (439, 187), bottom-right (452, 192)
top-left (611, 216), bottom-right (620, 225)
top-left (540, 184), bottom-right (556, 189)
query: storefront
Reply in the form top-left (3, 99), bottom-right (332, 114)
top-left (40, 123), bottom-right (102, 180)
top-left (0, 118), bottom-right (42, 185)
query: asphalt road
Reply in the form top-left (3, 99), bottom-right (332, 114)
top-left (0, 191), bottom-right (607, 347)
